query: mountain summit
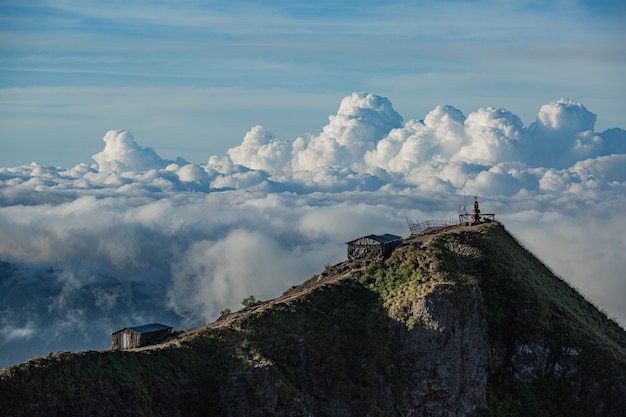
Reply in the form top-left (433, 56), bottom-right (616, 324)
top-left (1, 222), bottom-right (625, 416)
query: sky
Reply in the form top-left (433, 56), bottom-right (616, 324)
top-left (0, 1), bottom-right (625, 369)
top-left (1, 0), bottom-right (625, 167)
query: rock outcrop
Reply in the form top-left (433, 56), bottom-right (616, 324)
top-left (398, 289), bottom-right (489, 416)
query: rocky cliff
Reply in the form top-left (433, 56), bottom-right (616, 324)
top-left (1, 222), bottom-right (625, 416)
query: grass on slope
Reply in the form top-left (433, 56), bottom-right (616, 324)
top-left (237, 281), bottom-right (405, 415)
top-left (467, 222), bottom-right (626, 357)
top-left (0, 329), bottom-right (245, 416)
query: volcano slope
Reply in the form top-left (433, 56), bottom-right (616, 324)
top-left (1, 221), bottom-right (625, 417)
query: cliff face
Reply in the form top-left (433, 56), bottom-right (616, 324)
top-left (214, 281), bottom-right (489, 417)
top-left (398, 289), bottom-right (489, 416)
top-left (1, 222), bottom-right (625, 417)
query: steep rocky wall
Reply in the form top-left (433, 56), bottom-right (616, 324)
top-left (396, 287), bottom-right (489, 417)
top-left (217, 286), bottom-right (489, 417)
top-left (217, 279), bottom-right (626, 417)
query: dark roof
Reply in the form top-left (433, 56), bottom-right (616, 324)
top-left (112, 323), bottom-right (172, 335)
top-left (346, 234), bottom-right (401, 245)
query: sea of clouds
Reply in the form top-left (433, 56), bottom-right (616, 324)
top-left (1, 92), bottom-right (625, 368)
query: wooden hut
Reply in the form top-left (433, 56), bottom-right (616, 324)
top-left (346, 234), bottom-right (401, 260)
top-left (111, 323), bottom-right (172, 350)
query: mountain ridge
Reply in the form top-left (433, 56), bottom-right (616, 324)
top-left (1, 221), bottom-right (625, 416)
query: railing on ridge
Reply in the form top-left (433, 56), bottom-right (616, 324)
top-left (407, 218), bottom-right (457, 235)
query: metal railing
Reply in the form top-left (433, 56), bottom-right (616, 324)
top-left (407, 218), bottom-right (456, 234)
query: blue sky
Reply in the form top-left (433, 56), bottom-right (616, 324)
top-left (1, 0), bottom-right (625, 167)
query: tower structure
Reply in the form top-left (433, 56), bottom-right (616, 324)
top-left (459, 196), bottom-right (495, 225)
top-left (473, 196), bottom-right (481, 224)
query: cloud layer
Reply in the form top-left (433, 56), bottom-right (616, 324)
top-left (1, 92), bottom-right (625, 368)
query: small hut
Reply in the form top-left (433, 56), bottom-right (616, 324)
top-left (346, 234), bottom-right (401, 260)
top-left (111, 323), bottom-right (172, 350)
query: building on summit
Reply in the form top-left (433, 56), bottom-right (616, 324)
top-left (111, 323), bottom-right (172, 350)
top-left (346, 234), bottom-right (401, 260)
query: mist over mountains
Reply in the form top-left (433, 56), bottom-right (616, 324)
top-left (1, 92), bottom-right (625, 369)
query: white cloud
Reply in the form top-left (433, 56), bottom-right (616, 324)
top-left (291, 92), bottom-right (403, 172)
top-left (535, 98), bottom-right (596, 132)
top-left (0, 92), bottom-right (625, 368)
top-left (92, 129), bottom-right (188, 172)
top-left (423, 104), bottom-right (467, 158)
top-left (168, 229), bottom-right (332, 322)
top-left (527, 99), bottom-right (604, 168)
top-left (463, 166), bottom-right (524, 197)
top-left (228, 125), bottom-right (292, 175)
top-left (0, 324), bottom-right (36, 344)
top-left (365, 119), bottom-right (439, 175)
top-left (170, 163), bottom-right (211, 185)
top-left (455, 106), bottom-right (527, 166)
top-left (569, 154), bottom-right (626, 183)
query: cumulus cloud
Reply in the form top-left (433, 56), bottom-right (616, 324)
top-left (227, 125), bottom-right (292, 175)
top-left (456, 106), bottom-right (527, 165)
top-left (463, 164), bottom-right (526, 197)
top-left (600, 128), bottom-right (626, 155)
top-left (527, 99), bottom-right (603, 168)
top-left (227, 92), bottom-right (403, 176)
top-left (1, 92), bottom-right (625, 368)
top-left (292, 92), bottom-right (402, 171)
top-left (570, 154), bottom-right (626, 183)
top-left (535, 98), bottom-right (596, 133)
top-left (92, 129), bottom-right (188, 172)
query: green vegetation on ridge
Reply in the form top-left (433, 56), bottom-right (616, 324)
top-left (239, 282), bottom-right (405, 415)
top-left (0, 329), bottom-right (246, 415)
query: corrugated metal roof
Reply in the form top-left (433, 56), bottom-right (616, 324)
top-left (346, 233), bottom-right (401, 245)
top-left (377, 233), bottom-right (402, 243)
top-left (112, 323), bottom-right (172, 335)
